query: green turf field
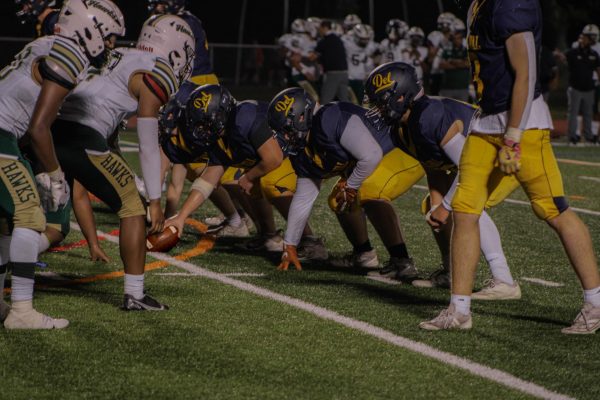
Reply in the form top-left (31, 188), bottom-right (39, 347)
top-left (1, 137), bottom-right (599, 400)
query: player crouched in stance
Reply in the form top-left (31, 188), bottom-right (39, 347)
top-left (0, 0), bottom-right (124, 329)
top-left (164, 85), bottom-right (286, 238)
top-left (269, 88), bottom-right (418, 277)
top-left (51, 14), bottom-right (195, 311)
top-left (420, 0), bottom-right (600, 333)
top-left (364, 62), bottom-right (520, 299)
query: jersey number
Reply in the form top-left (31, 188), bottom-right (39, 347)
top-left (0, 45), bottom-right (32, 81)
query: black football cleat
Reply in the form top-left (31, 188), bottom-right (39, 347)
top-left (122, 294), bottom-right (169, 311)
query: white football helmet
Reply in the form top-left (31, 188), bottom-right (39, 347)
top-left (290, 18), bottom-right (306, 34)
top-left (54, 0), bottom-right (125, 61)
top-left (137, 14), bottom-right (196, 83)
top-left (437, 12), bottom-right (456, 32)
top-left (352, 24), bottom-right (374, 47)
top-left (582, 24), bottom-right (600, 42)
top-left (306, 16), bottom-right (322, 39)
top-left (386, 19), bottom-right (409, 41)
top-left (343, 14), bottom-right (362, 32)
top-left (427, 30), bottom-right (445, 48)
top-left (451, 19), bottom-right (466, 35)
top-left (408, 26), bottom-right (425, 46)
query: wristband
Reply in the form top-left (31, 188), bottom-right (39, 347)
top-left (48, 168), bottom-right (63, 180)
top-left (504, 127), bottom-right (523, 144)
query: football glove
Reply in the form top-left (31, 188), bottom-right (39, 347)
top-left (498, 139), bottom-right (521, 174)
top-left (35, 168), bottom-right (70, 212)
top-left (278, 244), bottom-right (302, 271)
top-left (328, 180), bottom-right (360, 214)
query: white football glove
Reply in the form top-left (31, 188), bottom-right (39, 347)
top-left (35, 169), bottom-right (70, 212)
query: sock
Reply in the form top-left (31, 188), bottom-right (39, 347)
top-left (38, 233), bottom-right (51, 254)
top-left (124, 273), bottom-right (145, 300)
top-left (479, 211), bottom-right (514, 285)
top-left (451, 294), bottom-right (471, 315)
top-left (227, 212), bottom-right (242, 227)
top-left (584, 286), bottom-right (600, 307)
top-left (0, 264), bottom-right (7, 295)
top-left (387, 243), bottom-right (409, 259)
top-left (354, 240), bottom-right (373, 254)
top-left (11, 263), bottom-right (35, 302)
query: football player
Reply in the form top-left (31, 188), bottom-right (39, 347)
top-left (342, 24), bottom-right (378, 103)
top-left (0, 0), bottom-right (124, 329)
top-left (15, 0), bottom-right (111, 263)
top-left (269, 88), bottom-right (422, 279)
top-left (342, 14), bottom-right (362, 34)
top-left (401, 26), bottom-right (429, 81)
top-left (420, 0), bottom-right (600, 333)
top-left (364, 62), bottom-right (520, 299)
top-left (147, 0), bottom-right (244, 236)
top-left (427, 12), bottom-right (457, 95)
top-left (51, 14), bottom-right (195, 311)
top-left (378, 19), bottom-right (409, 64)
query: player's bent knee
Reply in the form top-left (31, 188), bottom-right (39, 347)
top-left (531, 196), bottom-right (569, 221)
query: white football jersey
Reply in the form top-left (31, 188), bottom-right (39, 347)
top-left (0, 36), bottom-right (89, 139)
top-left (378, 38), bottom-right (408, 63)
top-left (342, 35), bottom-right (378, 80)
top-left (400, 46), bottom-right (429, 80)
top-left (59, 48), bottom-right (179, 139)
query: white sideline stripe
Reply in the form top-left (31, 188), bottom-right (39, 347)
top-left (119, 147), bottom-right (139, 153)
top-left (75, 223), bottom-right (573, 400)
top-left (37, 271), bottom-right (69, 280)
top-left (119, 140), bottom-right (138, 147)
top-left (366, 275), bottom-right (402, 286)
top-left (411, 185), bottom-right (600, 217)
top-left (579, 176), bottom-right (600, 183)
top-left (155, 272), bottom-right (195, 277)
top-left (521, 277), bottom-right (565, 288)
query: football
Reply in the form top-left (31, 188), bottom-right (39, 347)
top-left (146, 226), bottom-right (179, 252)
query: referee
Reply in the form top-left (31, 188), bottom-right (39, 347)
top-left (309, 20), bottom-right (350, 103)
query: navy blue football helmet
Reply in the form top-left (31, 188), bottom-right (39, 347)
top-left (364, 62), bottom-right (421, 123)
top-left (183, 84), bottom-right (235, 149)
top-left (267, 87), bottom-right (315, 155)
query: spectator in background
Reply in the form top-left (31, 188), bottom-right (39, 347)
top-left (565, 32), bottom-right (600, 145)
top-left (437, 19), bottom-right (470, 102)
top-left (310, 20), bottom-right (349, 103)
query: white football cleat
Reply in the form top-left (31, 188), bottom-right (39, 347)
top-left (471, 279), bottom-right (521, 300)
top-left (4, 301), bottom-right (69, 330)
top-left (216, 222), bottom-right (250, 238)
top-left (419, 304), bottom-right (472, 331)
top-left (562, 303), bottom-right (600, 335)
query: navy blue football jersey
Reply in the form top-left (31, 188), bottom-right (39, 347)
top-left (208, 101), bottom-right (273, 168)
top-left (467, 0), bottom-right (542, 114)
top-left (398, 96), bottom-right (476, 171)
top-left (160, 128), bottom-right (212, 164)
top-left (291, 102), bottom-right (395, 180)
top-left (180, 11), bottom-right (214, 77)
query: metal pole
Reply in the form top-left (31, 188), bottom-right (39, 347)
top-left (304, 0), bottom-right (310, 18)
top-left (369, 0), bottom-right (374, 27)
top-left (401, 0), bottom-right (409, 25)
top-left (234, 0), bottom-right (248, 86)
top-left (283, 0), bottom-right (289, 34)
top-left (436, 0), bottom-right (444, 14)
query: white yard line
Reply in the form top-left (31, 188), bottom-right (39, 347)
top-left (412, 185), bottom-right (600, 217)
top-left (579, 175), bottom-right (600, 183)
top-left (79, 224), bottom-right (574, 400)
top-left (520, 278), bottom-right (565, 288)
top-left (119, 147), bottom-right (140, 153)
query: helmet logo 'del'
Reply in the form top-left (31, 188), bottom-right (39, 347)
top-left (372, 71), bottom-right (395, 93)
top-left (275, 95), bottom-right (295, 116)
top-left (194, 92), bottom-right (212, 112)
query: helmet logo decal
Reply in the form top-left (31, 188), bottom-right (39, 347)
top-left (372, 71), bottom-right (395, 93)
top-left (274, 94), bottom-right (295, 116)
top-left (194, 92), bottom-right (212, 113)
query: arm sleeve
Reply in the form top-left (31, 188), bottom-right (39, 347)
top-left (340, 115), bottom-right (383, 189)
top-left (440, 133), bottom-right (466, 210)
top-left (284, 177), bottom-right (321, 246)
top-left (510, 31), bottom-right (537, 131)
top-left (137, 117), bottom-right (162, 200)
